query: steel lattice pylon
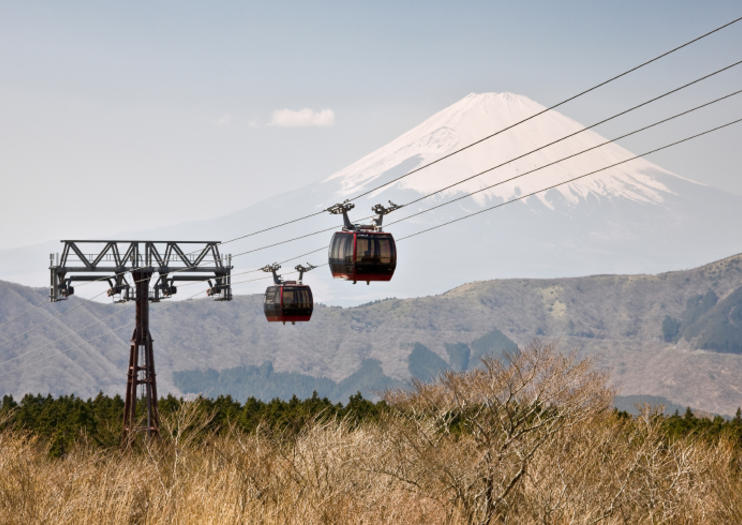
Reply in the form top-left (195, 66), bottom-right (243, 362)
top-left (49, 240), bottom-right (232, 444)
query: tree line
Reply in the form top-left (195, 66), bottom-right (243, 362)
top-left (1, 391), bottom-right (740, 458)
top-left (0, 391), bottom-right (385, 456)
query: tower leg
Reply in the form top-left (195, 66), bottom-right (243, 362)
top-left (122, 332), bottom-right (139, 443)
top-left (122, 270), bottom-right (160, 444)
top-left (143, 331), bottom-right (160, 435)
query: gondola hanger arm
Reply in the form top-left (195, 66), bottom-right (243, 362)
top-left (260, 263), bottom-right (283, 285)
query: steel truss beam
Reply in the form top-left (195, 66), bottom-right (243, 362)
top-left (49, 240), bottom-right (232, 302)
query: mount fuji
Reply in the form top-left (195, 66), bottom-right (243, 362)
top-left (325, 92), bottom-right (678, 207)
top-left (2, 92), bottom-right (740, 305)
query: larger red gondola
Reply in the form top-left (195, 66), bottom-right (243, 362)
top-left (327, 201), bottom-right (400, 284)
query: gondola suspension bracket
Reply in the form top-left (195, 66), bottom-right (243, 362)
top-left (371, 200), bottom-right (402, 228)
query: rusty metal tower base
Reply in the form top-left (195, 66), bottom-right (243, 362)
top-left (123, 270), bottom-right (160, 442)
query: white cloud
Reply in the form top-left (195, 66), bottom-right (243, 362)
top-left (269, 108), bottom-right (335, 127)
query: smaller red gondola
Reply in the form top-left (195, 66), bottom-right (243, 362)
top-left (261, 263), bottom-right (315, 325)
top-left (327, 200), bottom-right (401, 284)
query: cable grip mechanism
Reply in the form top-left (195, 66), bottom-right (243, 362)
top-left (260, 263), bottom-right (283, 285)
top-left (327, 200), bottom-right (356, 230)
top-left (294, 263), bottom-right (316, 283)
top-left (326, 200), bottom-right (355, 214)
top-left (372, 200), bottom-right (402, 227)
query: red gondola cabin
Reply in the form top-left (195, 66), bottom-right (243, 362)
top-left (261, 263), bottom-right (316, 325)
top-left (327, 200), bottom-right (400, 285)
top-left (328, 229), bottom-right (396, 284)
top-left (264, 282), bottom-right (313, 324)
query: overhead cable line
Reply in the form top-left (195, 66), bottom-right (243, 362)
top-left (397, 60), bottom-right (742, 210)
top-left (184, 273), bottom-right (278, 300)
top-left (53, 51), bottom-right (742, 304)
top-left (177, 247), bottom-right (334, 294)
top-left (345, 16), bottom-right (742, 201)
top-left (229, 215), bottom-right (372, 259)
top-left (397, 117), bottom-right (742, 242)
top-left (387, 89), bottom-right (742, 227)
top-left (219, 209), bottom-right (328, 245)
top-left (185, 264), bottom-right (329, 300)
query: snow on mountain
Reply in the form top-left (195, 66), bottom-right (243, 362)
top-left (325, 92), bottom-right (681, 208)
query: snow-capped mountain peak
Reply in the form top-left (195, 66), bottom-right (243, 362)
top-left (325, 92), bottom-right (681, 208)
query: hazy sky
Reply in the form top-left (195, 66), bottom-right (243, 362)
top-left (1, 1), bottom-right (740, 249)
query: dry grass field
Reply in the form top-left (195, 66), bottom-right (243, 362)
top-left (1, 345), bottom-right (740, 524)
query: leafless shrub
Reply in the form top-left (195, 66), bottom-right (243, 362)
top-left (381, 342), bottom-right (613, 523)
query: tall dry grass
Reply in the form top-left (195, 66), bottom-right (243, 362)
top-left (0, 343), bottom-right (740, 524)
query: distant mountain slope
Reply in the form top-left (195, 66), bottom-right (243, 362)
top-left (1, 253), bottom-right (742, 414)
top-left (173, 359), bottom-right (405, 403)
top-left (678, 286), bottom-right (742, 354)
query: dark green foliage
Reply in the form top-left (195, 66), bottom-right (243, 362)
top-left (445, 343), bottom-right (470, 371)
top-left (661, 315), bottom-right (681, 343)
top-left (1, 393), bottom-right (740, 456)
top-left (2, 394), bottom-right (17, 410)
top-left (0, 391), bottom-right (388, 456)
top-left (660, 406), bottom-right (742, 446)
top-left (469, 328), bottom-right (519, 366)
top-left (0, 393), bottom-right (119, 456)
top-left (408, 343), bottom-right (450, 382)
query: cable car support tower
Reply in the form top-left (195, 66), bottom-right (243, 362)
top-left (49, 240), bottom-right (232, 443)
